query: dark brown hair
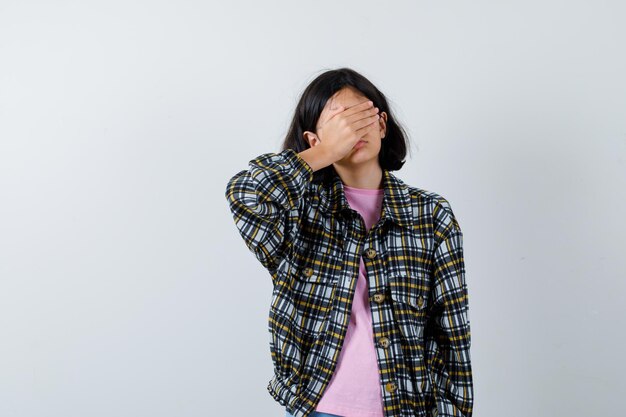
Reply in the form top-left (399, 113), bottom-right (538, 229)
top-left (281, 67), bottom-right (412, 184)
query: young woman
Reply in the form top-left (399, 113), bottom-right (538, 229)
top-left (225, 68), bottom-right (473, 417)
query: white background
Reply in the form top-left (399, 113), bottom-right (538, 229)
top-left (1, 1), bottom-right (625, 416)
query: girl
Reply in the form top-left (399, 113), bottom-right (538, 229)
top-left (225, 68), bottom-right (473, 417)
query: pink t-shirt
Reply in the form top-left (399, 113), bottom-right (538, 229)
top-left (314, 183), bottom-right (385, 417)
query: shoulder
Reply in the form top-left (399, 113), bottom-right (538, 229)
top-left (404, 181), bottom-right (462, 242)
top-left (394, 172), bottom-right (456, 217)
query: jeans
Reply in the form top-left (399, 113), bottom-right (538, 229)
top-left (285, 410), bottom-right (342, 417)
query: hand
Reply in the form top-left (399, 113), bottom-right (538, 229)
top-left (315, 100), bottom-right (380, 163)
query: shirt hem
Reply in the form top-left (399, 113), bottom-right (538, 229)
top-left (315, 403), bottom-right (385, 417)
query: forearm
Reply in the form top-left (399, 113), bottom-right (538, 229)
top-left (297, 145), bottom-right (335, 173)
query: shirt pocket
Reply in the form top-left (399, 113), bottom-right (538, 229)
top-left (289, 253), bottom-right (340, 337)
top-left (387, 272), bottom-right (430, 344)
top-left (272, 247), bottom-right (341, 339)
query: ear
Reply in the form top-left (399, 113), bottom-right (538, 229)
top-left (379, 111), bottom-right (388, 138)
top-left (303, 131), bottom-right (321, 147)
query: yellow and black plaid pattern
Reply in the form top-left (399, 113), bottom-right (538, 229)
top-left (225, 148), bottom-right (473, 417)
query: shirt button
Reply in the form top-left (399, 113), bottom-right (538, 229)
top-left (378, 337), bottom-right (390, 348)
top-left (385, 381), bottom-right (397, 392)
top-left (372, 292), bottom-right (385, 303)
top-left (417, 295), bottom-right (424, 308)
top-left (303, 267), bottom-right (314, 277)
top-left (365, 248), bottom-right (377, 259)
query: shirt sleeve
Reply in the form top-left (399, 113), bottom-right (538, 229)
top-left (425, 198), bottom-right (474, 417)
top-left (224, 148), bottom-right (314, 276)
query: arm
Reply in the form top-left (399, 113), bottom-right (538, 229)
top-left (425, 199), bottom-right (473, 417)
top-left (224, 148), bottom-right (314, 276)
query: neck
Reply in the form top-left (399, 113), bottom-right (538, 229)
top-left (333, 161), bottom-right (383, 190)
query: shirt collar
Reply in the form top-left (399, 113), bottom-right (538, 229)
top-left (316, 168), bottom-right (414, 229)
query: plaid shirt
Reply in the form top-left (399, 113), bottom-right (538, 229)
top-left (225, 148), bottom-right (473, 417)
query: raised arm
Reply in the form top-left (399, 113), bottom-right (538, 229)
top-left (225, 146), bottom-right (342, 275)
top-left (224, 100), bottom-right (374, 276)
top-left (224, 148), bottom-right (315, 276)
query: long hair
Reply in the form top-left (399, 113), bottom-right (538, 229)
top-left (281, 67), bottom-right (412, 184)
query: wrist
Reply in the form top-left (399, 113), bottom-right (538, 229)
top-left (298, 145), bottom-right (335, 172)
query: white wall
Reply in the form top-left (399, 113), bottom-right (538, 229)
top-left (1, 1), bottom-right (624, 416)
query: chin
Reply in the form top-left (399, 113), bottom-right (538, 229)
top-left (348, 151), bottom-right (377, 164)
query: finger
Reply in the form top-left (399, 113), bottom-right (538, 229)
top-left (324, 105), bottom-right (346, 122)
top-left (347, 105), bottom-right (379, 126)
top-left (353, 113), bottom-right (381, 134)
top-left (346, 99), bottom-right (373, 110)
top-left (342, 100), bottom-right (374, 117)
